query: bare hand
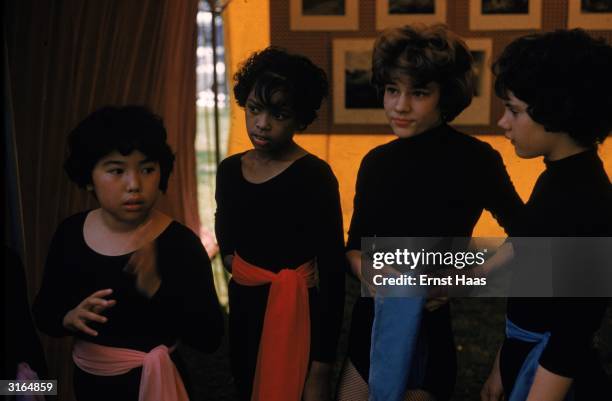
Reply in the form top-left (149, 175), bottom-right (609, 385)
top-left (124, 241), bottom-right (160, 298)
top-left (302, 361), bottom-right (332, 401)
top-left (481, 350), bottom-right (504, 401)
top-left (63, 289), bottom-right (116, 336)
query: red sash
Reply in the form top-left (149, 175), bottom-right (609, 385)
top-left (231, 253), bottom-right (317, 401)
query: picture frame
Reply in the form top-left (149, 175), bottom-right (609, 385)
top-left (290, 0), bottom-right (359, 31)
top-left (452, 38), bottom-right (493, 126)
top-left (469, 0), bottom-right (542, 31)
top-left (375, 0), bottom-right (447, 30)
top-left (568, 0), bottom-right (612, 30)
top-left (332, 38), bottom-right (387, 124)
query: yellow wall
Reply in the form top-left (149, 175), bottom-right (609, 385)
top-left (224, 1), bottom-right (612, 238)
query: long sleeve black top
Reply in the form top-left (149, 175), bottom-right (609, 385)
top-left (347, 123), bottom-right (522, 249)
top-left (33, 211), bottom-right (224, 354)
top-left (346, 123), bottom-right (523, 389)
top-left (504, 149), bottom-right (612, 388)
top-left (215, 152), bottom-right (346, 363)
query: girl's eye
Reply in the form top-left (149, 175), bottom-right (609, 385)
top-left (506, 107), bottom-right (518, 116)
top-left (413, 91), bottom-right (429, 98)
top-left (247, 104), bottom-right (260, 114)
top-left (109, 168), bottom-right (124, 175)
top-left (385, 86), bottom-right (399, 94)
top-left (142, 166), bottom-right (156, 174)
top-left (273, 113), bottom-right (289, 121)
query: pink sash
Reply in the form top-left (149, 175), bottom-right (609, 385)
top-left (16, 362), bottom-right (45, 401)
top-left (72, 340), bottom-right (188, 401)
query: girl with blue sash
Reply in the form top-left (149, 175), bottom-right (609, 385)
top-left (482, 29), bottom-right (612, 401)
top-left (336, 24), bottom-right (523, 401)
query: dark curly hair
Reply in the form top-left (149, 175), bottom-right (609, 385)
top-left (372, 24), bottom-right (474, 122)
top-left (64, 106), bottom-right (175, 192)
top-left (493, 29), bottom-right (612, 147)
top-left (233, 47), bottom-right (328, 129)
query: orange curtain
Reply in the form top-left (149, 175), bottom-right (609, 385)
top-left (4, 1), bottom-right (199, 400)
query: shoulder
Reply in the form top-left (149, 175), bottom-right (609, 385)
top-left (53, 211), bottom-right (89, 239)
top-left (445, 126), bottom-right (497, 153)
top-left (444, 126), bottom-right (504, 165)
top-left (217, 152), bottom-right (245, 175)
top-left (287, 154), bottom-right (339, 192)
top-left (358, 138), bottom-right (401, 169)
top-left (159, 221), bottom-right (204, 249)
top-left (298, 153), bottom-right (335, 177)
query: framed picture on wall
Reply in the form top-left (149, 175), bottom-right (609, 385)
top-left (452, 38), bottom-right (493, 126)
top-left (469, 0), bottom-right (542, 30)
top-left (375, 0), bottom-right (447, 30)
top-left (290, 0), bottom-right (359, 30)
top-left (332, 38), bottom-right (387, 124)
top-left (568, 0), bottom-right (612, 29)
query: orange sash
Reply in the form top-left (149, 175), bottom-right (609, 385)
top-left (72, 340), bottom-right (189, 401)
top-left (231, 253), bottom-right (317, 401)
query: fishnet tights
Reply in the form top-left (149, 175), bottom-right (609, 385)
top-left (336, 359), bottom-right (436, 401)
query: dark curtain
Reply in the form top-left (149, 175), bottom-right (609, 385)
top-left (4, 1), bottom-right (200, 400)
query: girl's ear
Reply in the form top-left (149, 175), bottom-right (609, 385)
top-left (86, 184), bottom-right (94, 191)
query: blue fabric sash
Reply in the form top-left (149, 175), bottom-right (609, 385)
top-left (368, 296), bottom-right (426, 401)
top-left (506, 318), bottom-right (574, 401)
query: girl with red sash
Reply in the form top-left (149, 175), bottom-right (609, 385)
top-left (215, 47), bottom-right (346, 401)
top-left (33, 106), bottom-right (224, 401)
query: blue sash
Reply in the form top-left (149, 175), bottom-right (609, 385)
top-left (368, 296), bottom-right (426, 401)
top-left (506, 318), bottom-right (574, 401)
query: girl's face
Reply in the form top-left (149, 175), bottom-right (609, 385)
top-left (91, 150), bottom-right (161, 228)
top-left (245, 89), bottom-right (300, 153)
top-left (383, 76), bottom-right (442, 138)
top-left (498, 92), bottom-right (561, 160)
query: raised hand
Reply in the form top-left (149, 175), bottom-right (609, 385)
top-left (63, 288), bottom-right (116, 336)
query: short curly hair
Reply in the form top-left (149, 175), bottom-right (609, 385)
top-left (64, 106), bottom-right (175, 192)
top-left (493, 29), bottom-right (612, 147)
top-left (233, 47), bottom-right (328, 129)
top-left (372, 24), bottom-right (473, 122)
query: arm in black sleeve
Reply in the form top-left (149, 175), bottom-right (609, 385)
top-left (479, 145), bottom-right (524, 236)
top-left (215, 158), bottom-right (236, 259)
top-left (158, 227), bottom-right (224, 353)
top-left (539, 298), bottom-right (608, 377)
top-left (31, 223), bottom-right (75, 338)
top-left (311, 165), bottom-right (346, 363)
top-left (346, 151), bottom-right (375, 252)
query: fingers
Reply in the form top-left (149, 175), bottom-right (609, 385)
top-left (74, 310), bottom-right (108, 336)
top-left (64, 288), bottom-right (116, 336)
top-left (74, 319), bottom-right (99, 337)
top-left (480, 382), bottom-right (503, 401)
top-left (82, 288), bottom-right (116, 313)
top-left (91, 299), bottom-right (116, 314)
top-left (89, 288), bottom-right (114, 298)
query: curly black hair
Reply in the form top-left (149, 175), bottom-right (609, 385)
top-left (233, 47), bottom-right (328, 129)
top-left (64, 106), bottom-right (175, 192)
top-left (372, 24), bottom-right (474, 122)
top-left (493, 29), bottom-right (612, 147)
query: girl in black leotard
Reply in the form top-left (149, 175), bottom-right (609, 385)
top-left (337, 24), bottom-right (523, 401)
top-left (33, 106), bottom-right (223, 401)
top-left (482, 29), bottom-right (612, 401)
top-left (215, 47), bottom-right (345, 401)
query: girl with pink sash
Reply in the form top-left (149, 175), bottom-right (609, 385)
top-left (215, 48), bottom-right (346, 401)
top-left (33, 106), bottom-right (223, 401)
